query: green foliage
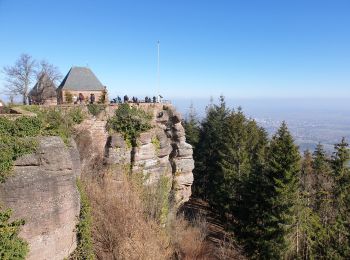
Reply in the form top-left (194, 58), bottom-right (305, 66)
top-left (0, 142), bottom-right (14, 181)
top-left (151, 136), bottom-right (161, 152)
top-left (107, 103), bottom-right (152, 146)
top-left (191, 97), bottom-right (350, 259)
top-left (68, 107), bottom-right (85, 124)
top-left (12, 116), bottom-right (42, 137)
top-left (183, 103), bottom-right (200, 147)
top-left (87, 104), bottom-right (105, 117)
top-left (330, 138), bottom-right (350, 256)
top-left (72, 180), bottom-right (95, 260)
top-left (0, 107), bottom-right (85, 182)
top-left (129, 171), bottom-right (171, 225)
top-left (192, 96), bottom-right (230, 199)
top-left (65, 91), bottom-right (73, 103)
top-left (0, 207), bottom-right (28, 260)
top-left (0, 117), bottom-right (39, 182)
top-left (257, 122), bottom-right (301, 258)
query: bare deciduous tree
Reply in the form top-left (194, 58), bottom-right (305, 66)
top-left (33, 60), bottom-right (62, 103)
top-left (36, 60), bottom-right (62, 85)
top-left (2, 54), bottom-right (37, 104)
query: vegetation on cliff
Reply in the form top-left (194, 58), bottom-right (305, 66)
top-left (184, 97), bottom-right (350, 259)
top-left (70, 180), bottom-right (94, 260)
top-left (80, 170), bottom-right (214, 259)
top-left (0, 106), bottom-right (86, 260)
top-left (0, 206), bottom-right (28, 260)
top-left (107, 103), bottom-right (152, 146)
top-left (0, 106), bottom-right (85, 182)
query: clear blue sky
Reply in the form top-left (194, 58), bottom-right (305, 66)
top-left (1, 0), bottom-right (350, 100)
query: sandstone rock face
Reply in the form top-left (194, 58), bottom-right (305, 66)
top-left (74, 118), bottom-right (108, 172)
top-left (105, 105), bottom-right (194, 207)
top-left (0, 137), bottom-right (81, 260)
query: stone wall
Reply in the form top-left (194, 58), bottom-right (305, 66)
top-left (0, 137), bottom-right (81, 260)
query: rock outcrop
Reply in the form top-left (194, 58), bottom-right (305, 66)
top-left (0, 137), bottom-right (81, 260)
top-left (0, 104), bottom-right (194, 259)
top-left (105, 104), bottom-right (194, 206)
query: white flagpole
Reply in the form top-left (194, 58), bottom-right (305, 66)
top-left (157, 40), bottom-right (160, 102)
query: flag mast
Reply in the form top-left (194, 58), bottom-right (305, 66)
top-left (157, 40), bottom-right (160, 102)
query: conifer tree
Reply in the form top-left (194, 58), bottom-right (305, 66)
top-left (192, 96), bottom-right (230, 200)
top-left (232, 122), bottom-right (269, 258)
top-left (218, 108), bottom-right (251, 215)
top-left (296, 150), bottom-right (324, 259)
top-left (262, 122), bottom-right (301, 258)
top-left (331, 138), bottom-right (350, 257)
top-left (183, 103), bottom-right (200, 148)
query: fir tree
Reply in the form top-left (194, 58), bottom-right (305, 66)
top-left (192, 96), bottom-right (230, 199)
top-left (232, 122), bottom-right (269, 258)
top-left (262, 122), bottom-right (301, 258)
top-left (218, 108), bottom-right (251, 215)
top-left (331, 138), bottom-right (350, 257)
top-left (183, 103), bottom-right (200, 148)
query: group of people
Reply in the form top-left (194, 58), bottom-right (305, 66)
top-left (72, 93), bottom-right (95, 104)
top-left (110, 94), bottom-right (163, 104)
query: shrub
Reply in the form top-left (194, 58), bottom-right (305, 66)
top-left (0, 207), bottom-right (29, 259)
top-left (107, 104), bottom-right (152, 146)
top-left (71, 180), bottom-right (94, 260)
top-left (86, 175), bottom-right (172, 260)
top-left (0, 117), bottom-right (39, 182)
top-left (87, 104), bottom-right (105, 117)
top-left (169, 215), bottom-right (209, 259)
top-left (0, 142), bottom-right (14, 182)
top-left (0, 107), bottom-right (85, 182)
top-left (0, 117), bottom-right (14, 136)
top-left (13, 116), bottom-right (42, 137)
top-left (151, 136), bottom-right (161, 153)
top-left (142, 174), bottom-right (171, 224)
top-left (65, 91), bottom-right (73, 103)
top-left (68, 107), bottom-right (85, 124)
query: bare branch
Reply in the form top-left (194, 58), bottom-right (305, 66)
top-left (36, 60), bottom-right (62, 85)
top-left (2, 53), bottom-right (37, 104)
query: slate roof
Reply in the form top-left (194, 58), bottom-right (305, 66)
top-left (57, 66), bottom-right (104, 91)
top-left (29, 74), bottom-right (57, 99)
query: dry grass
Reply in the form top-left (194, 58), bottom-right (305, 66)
top-left (169, 214), bottom-right (212, 259)
top-left (85, 175), bottom-right (172, 260)
top-left (80, 161), bottom-right (245, 260)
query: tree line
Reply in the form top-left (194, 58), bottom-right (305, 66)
top-left (184, 96), bottom-right (350, 259)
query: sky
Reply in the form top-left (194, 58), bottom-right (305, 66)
top-left (1, 0), bottom-right (350, 101)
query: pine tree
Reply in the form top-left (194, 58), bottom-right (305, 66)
top-left (261, 122), bottom-right (301, 258)
top-left (192, 96), bottom-right (230, 200)
top-left (296, 150), bottom-right (324, 259)
top-left (232, 121), bottom-right (269, 258)
top-left (183, 103), bottom-right (200, 148)
top-left (218, 108), bottom-right (251, 215)
top-left (331, 138), bottom-right (350, 257)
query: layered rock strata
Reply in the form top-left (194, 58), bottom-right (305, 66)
top-left (105, 105), bottom-right (194, 206)
top-left (0, 137), bottom-right (80, 260)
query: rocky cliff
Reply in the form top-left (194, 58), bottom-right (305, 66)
top-left (104, 104), bottom-right (194, 206)
top-left (0, 137), bottom-right (81, 260)
top-left (0, 104), bottom-right (194, 259)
